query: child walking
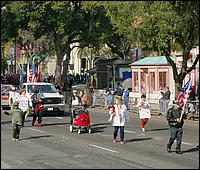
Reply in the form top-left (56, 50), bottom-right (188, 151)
top-left (138, 94), bottom-right (150, 132)
top-left (10, 101), bottom-right (23, 141)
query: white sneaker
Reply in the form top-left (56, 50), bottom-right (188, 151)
top-left (142, 128), bottom-right (145, 132)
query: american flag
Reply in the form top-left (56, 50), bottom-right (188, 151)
top-left (28, 64), bottom-right (36, 83)
top-left (177, 79), bottom-right (192, 108)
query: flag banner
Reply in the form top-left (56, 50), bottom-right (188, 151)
top-left (138, 48), bottom-right (142, 60)
top-left (131, 48), bottom-right (137, 62)
top-left (122, 71), bottom-right (132, 80)
top-left (19, 66), bottom-right (24, 88)
top-left (16, 44), bottom-right (21, 60)
top-left (177, 79), bottom-right (192, 108)
top-left (27, 63), bottom-right (30, 83)
top-left (28, 63), bottom-right (37, 83)
top-left (37, 64), bottom-right (41, 82)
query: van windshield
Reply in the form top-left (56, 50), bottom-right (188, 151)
top-left (27, 84), bottom-right (57, 93)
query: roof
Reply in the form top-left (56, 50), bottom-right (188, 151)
top-left (113, 59), bottom-right (131, 65)
top-left (131, 56), bottom-right (175, 66)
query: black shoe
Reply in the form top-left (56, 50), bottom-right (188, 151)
top-left (167, 147), bottom-right (171, 153)
top-left (176, 150), bottom-right (183, 154)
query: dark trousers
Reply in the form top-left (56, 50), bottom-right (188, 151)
top-left (32, 110), bottom-right (43, 123)
top-left (167, 126), bottom-right (183, 151)
top-left (113, 126), bottom-right (124, 141)
top-left (22, 111), bottom-right (26, 126)
top-left (13, 124), bottom-right (21, 139)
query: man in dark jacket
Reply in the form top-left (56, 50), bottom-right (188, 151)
top-left (31, 91), bottom-right (44, 127)
top-left (166, 100), bottom-right (187, 154)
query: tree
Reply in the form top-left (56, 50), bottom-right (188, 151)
top-left (136, 1), bottom-right (199, 96)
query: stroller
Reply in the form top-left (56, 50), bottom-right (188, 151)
top-left (70, 105), bottom-right (92, 134)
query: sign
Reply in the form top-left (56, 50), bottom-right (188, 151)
top-left (139, 108), bottom-right (151, 119)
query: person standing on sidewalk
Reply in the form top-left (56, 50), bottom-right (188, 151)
top-left (10, 101), bottom-right (23, 141)
top-left (166, 100), bottom-right (187, 154)
top-left (138, 94), bottom-right (150, 132)
top-left (112, 93), bottom-right (129, 144)
top-left (162, 87), bottom-right (171, 116)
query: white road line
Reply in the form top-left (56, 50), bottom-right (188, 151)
top-left (55, 117), bottom-right (64, 119)
top-left (124, 130), bottom-right (136, 134)
top-left (27, 128), bottom-right (46, 134)
top-left (174, 141), bottom-right (193, 146)
top-left (62, 136), bottom-right (70, 140)
top-left (89, 144), bottom-right (119, 153)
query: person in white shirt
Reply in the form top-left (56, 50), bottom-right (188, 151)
top-left (111, 95), bottom-right (129, 144)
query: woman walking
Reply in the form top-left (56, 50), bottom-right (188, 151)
top-left (110, 94), bottom-right (129, 144)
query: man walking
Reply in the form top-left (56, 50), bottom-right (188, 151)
top-left (166, 100), bottom-right (187, 154)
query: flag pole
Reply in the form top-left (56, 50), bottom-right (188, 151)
top-left (180, 78), bottom-right (192, 121)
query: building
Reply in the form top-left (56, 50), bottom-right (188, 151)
top-left (130, 53), bottom-right (199, 104)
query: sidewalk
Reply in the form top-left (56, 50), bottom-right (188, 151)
top-left (91, 103), bottom-right (199, 122)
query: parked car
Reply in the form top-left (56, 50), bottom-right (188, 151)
top-left (9, 82), bottom-right (65, 115)
top-left (1, 84), bottom-right (17, 109)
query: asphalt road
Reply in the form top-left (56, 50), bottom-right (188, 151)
top-left (1, 107), bottom-right (199, 169)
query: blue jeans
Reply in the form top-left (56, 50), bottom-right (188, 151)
top-left (113, 126), bottom-right (124, 141)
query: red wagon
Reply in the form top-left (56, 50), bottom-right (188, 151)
top-left (70, 105), bottom-right (92, 134)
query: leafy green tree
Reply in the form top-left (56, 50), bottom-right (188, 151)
top-left (136, 1), bottom-right (199, 96)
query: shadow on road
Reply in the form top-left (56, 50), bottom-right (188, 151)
top-left (146, 127), bottom-right (169, 131)
top-left (42, 122), bottom-right (69, 127)
top-left (21, 135), bottom-right (52, 140)
top-left (125, 137), bottom-right (152, 143)
top-left (1, 120), bottom-right (12, 125)
top-left (183, 146), bottom-right (199, 153)
top-left (91, 122), bottom-right (111, 127)
top-left (90, 126), bottom-right (107, 133)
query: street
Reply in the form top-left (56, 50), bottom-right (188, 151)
top-left (1, 107), bottom-right (199, 169)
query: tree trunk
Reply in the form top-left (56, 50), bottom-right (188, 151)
top-left (62, 45), bottom-right (71, 80)
top-left (174, 81), bottom-right (183, 99)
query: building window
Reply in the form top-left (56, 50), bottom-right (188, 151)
top-left (150, 72), bottom-right (155, 93)
top-left (141, 72), bottom-right (146, 94)
top-left (133, 72), bottom-right (139, 92)
top-left (159, 72), bottom-right (166, 88)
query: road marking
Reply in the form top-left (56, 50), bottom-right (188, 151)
top-left (153, 137), bottom-right (162, 141)
top-left (27, 128), bottom-right (46, 133)
top-left (174, 140), bottom-right (193, 146)
top-left (124, 130), bottom-right (136, 134)
top-left (89, 144), bottom-right (119, 153)
top-left (62, 136), bottom-right (70, 140)
top-left (55, 117), bottom-right (63, 119)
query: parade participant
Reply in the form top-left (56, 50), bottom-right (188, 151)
top-left (79, 89), bottom-right (91, 110)
top-left (108, 104), bottom-right (115, 122)
top-left (10, 101), bottom-right (23, 141)
top-left (18, 89), bottom-right (29, 127)
top-left (112, 94), bottom-right (129, 144)
top-left (166, 100), bottom-right (187, 154)
top-left (70, 89), bottom-right (81, 125)
top-left (122, 88), bottom-right (129, 110)
top-left (138, 94), bottom-right (150, 132)
top-left (105, 89), bottom-right (114, 108)
top-left (31, 91), bottom-right (44, 127)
